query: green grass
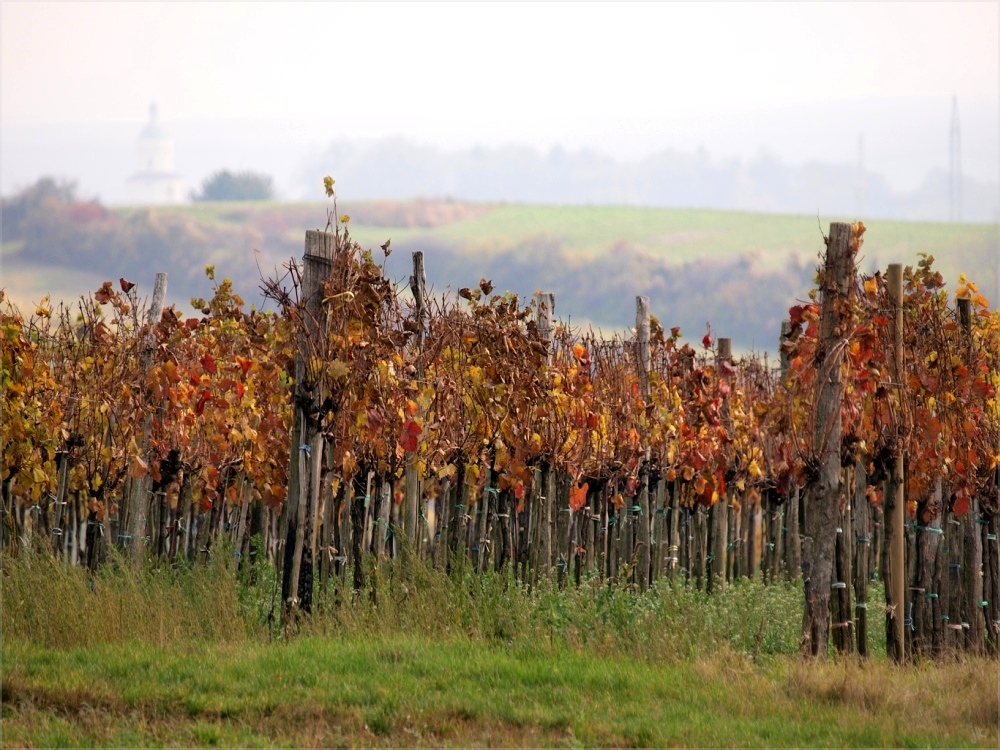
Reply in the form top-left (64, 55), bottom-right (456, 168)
top-left (2, 549), bottom-right (998, 747)
top-left (4, 633), bottom-right (996, 747)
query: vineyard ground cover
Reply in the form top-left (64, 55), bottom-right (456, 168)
top-left (3, 550), bottom-right (997, 748)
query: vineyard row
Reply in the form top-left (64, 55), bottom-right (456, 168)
top-left (1, 217), bottom-right (997, 660)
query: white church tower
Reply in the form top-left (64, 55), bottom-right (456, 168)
top-left (127, 103), bottom-right (185, 204)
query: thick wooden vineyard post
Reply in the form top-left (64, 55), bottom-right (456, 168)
top-left (957, 297), bottom-right (985, 653)
top-left (126, 272), bottom-right (168, 563)
top-left (405, 252), bottom-right (427, 552)
top-left (635, 296), bottom-right (652, 590)
top-left (531, 292), bottom-right (555, 586)
top-left (780, 320), bottom-right (802, 581)
top-left (710, 337), bottom-right (731, 592)
top-left (986, 508), bottom-right (1000, 654)
top-left (883, 262), bottom-right (906, 662)
top-left (801, 222), bottom-right (855, 658)
top-left (282, 231), bottom-right (334, 619)
top-left (832, 466), bottom-right (854, 653)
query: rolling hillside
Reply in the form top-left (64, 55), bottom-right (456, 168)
top-left (2, 190), bottom-right (996, 353)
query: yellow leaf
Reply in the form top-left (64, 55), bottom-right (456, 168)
top-left (747, 459), bottom-right (763, 479)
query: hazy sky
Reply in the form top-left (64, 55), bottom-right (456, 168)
top-left (2, 1), bottom-right (999, 194)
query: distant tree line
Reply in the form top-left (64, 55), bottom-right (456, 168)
top-left (191, 170), bottom-right (275, 202)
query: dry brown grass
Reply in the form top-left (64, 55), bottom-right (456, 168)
top-left (784, 656), bottom-right (999, 739)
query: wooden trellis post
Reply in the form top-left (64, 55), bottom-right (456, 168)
top-left (405, 251), bottom-right (427, 552)
top-left (780, 319), bottom-right (802, 581)
top-left (957, 296), bottom-right (985, 653)
top-left (126, 271), bottom-right (168, 563)
top-left (635, 296), bottom-right (652, 590)
top-left (710, 337), bottom-right (731, 592)
top-left (883, 262), bottom-right (906, 662)
top-left (853, 459), bottom-right (872, 657)
top-left (282, 230), bottom-right (334, 619)
top-left (801, 222), bottom-right (855, 658)
top-left (530, 292), bottom-right (555, 586)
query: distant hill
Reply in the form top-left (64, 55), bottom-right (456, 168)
top-left (2, 183), bottom-right (996, 354)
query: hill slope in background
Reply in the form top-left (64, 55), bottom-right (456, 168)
top-left (2, 187), bottom-right (996, 353)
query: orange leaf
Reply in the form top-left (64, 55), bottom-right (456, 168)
top-left (129, 453), bottom-right (149, 479)
top-left (569, 482), bottom-right (589, 512)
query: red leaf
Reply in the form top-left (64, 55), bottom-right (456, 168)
top-left (200, 353), bottom-right (217, 376)
top-left (236, 356), bottom-right (252, 377)
top-left (702, 332), bottom-right (713, 349)
top-left (972, 378), bottom-right (995, 399)
top-left (952, 492), bottom-right (970, 517)
top-left (119, 277), bottom-right (136, 293)
top-left (399, 420), bottom-right (421, 452)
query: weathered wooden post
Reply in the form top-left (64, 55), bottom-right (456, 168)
top-left (801, 222), bottom-right (856, 658)
top-left (126, 272), bottom-right (168, 563)
top-left (883, 262), bottom-right (906, 662)
top-left (635, 296), bottom-right (652, 590)
top-left (832, 466), bottom-right (854, 653)
top-left (530, 292), bottom-right (555, 586)
top-left (853, 459), bottom-right (871, 657)
top-left (957, 296), bottom-right (985, 653)
top-left (780, 320), bottom-right (802, 581)
top-left (405, 252), bottom-right (427, 553)
top-left (282, 231), bottom-right (334, 618)
top-left (710, 337), bottom-right (731, 592)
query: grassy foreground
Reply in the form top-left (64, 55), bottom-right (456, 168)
top-left (4, 636), bottom-right (997, 748)
top-left (2, 549), bottom-right (998, 747)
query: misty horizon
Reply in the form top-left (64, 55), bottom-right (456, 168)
top-left (3, 101), bottom-right (998, 225)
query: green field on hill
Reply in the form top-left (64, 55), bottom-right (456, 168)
top-left (141, 199), bottom-right (996, 281)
